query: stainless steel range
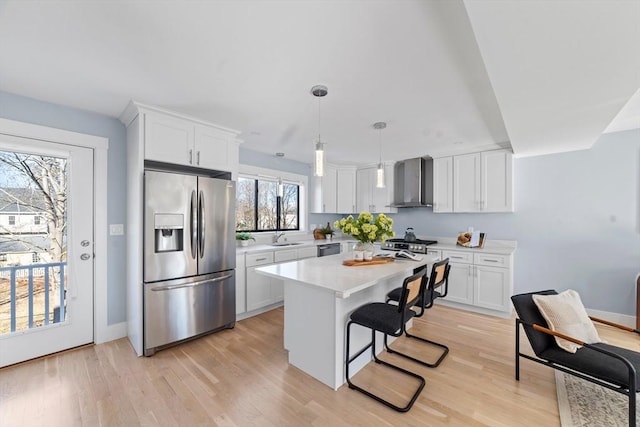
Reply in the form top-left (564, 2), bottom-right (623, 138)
top-left (382, 238), bottom-right (438, 254)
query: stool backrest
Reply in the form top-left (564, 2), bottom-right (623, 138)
top-left (398, 270), bottom-right (428, 315)
top-left (429, 258), bottom-right (450, 293)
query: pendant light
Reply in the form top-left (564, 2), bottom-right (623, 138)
top-left (374, 121), bottom-right (387, 188)
top-left (311, 85), bottom-right (328, 177)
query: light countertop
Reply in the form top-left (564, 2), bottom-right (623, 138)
top-left (256, 252), bottom-right (440, 299)
top-left (237, 236), bottom-right (516, 256)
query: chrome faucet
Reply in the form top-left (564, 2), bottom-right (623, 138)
top-left (273, 231), bottom-right (286, 243)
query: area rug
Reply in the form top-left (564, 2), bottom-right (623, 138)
top-left (555, 370), bottom-right (638, 426)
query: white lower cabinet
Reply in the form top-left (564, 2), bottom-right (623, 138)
top-left (441, 249), bottom-right (513, 316)
top-left (243, 245), bottom-right (319, 316)
top-left (246, 252), bottom-right (276, 311)
top-left (236, 253), bottom-right (246, 315)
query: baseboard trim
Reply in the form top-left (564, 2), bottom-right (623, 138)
top-left (95, 321), bottom-right (127, 344)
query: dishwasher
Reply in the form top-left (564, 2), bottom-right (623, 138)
top-left (317, 242), bottom-right (341, 257)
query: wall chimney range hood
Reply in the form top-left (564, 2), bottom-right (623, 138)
top-left (391, 157), bottom-right (433, 208)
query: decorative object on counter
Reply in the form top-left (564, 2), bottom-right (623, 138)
top-left (334, 212), bottom-right (394, 261)
top-left (456, 231), bottom-right (485, 248)
top-left (342, 257), bottom-right (394, 267)
top-left (313, 222), bottom-right (334, 240)
top-left (236, 232), bottom-right (255, 247)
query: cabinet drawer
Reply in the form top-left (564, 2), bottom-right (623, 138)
top-left (297, 246), bottom-right (318, 259)
top-left (442, 250), bottom-right (473, 264)
top-left (474, 253), bottom-right (509, 268)
top-left (426, 249), bottom-right (442, 260)
top-left (275, 249), bottom-right (298, 263)
top-left (246, 252), bottom-right (274, 267)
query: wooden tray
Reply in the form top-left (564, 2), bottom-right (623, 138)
top-left (342, 258), bottom-right (395, 267)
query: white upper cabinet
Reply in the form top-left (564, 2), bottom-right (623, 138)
top-left (336, 167), bottom-right (356, 213)
top-left (356, 164), bottom-right (396, 214)
top-left (131, 104), bottom-right (240, 177)
top-left (481, 150), bottom-right (513, 212)
top-left (439, 149), bottom-right (513, 213)
top-left (433, 157), bottom-right (453, 213)
top-left (310, 164), bottom-right (337, 213)
top-left (144, 113), bottom-right (194, 165)
top-left (453, 153), bottom-right (482, 212)
top-left (194, 125), bottom-right (239, 173)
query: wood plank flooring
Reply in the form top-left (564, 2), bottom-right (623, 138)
top-left (1, 304), bottom-right (637, 426)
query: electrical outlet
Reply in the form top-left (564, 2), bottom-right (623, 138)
top-left (110, 224), bottom-right (124, 235)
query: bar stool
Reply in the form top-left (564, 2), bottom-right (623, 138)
top-left (345, 270), bottom-right (427, 412)
top-left (384, 258), bottom-right (451, 368)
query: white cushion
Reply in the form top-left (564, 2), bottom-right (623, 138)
top-left (532, 290), bottom-right (602, 353)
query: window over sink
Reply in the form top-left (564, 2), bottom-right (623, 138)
top-left (236, 166), bottom-right (307, 233)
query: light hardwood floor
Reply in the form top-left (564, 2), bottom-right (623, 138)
top-left (1, 304), bottom-right (636, 426)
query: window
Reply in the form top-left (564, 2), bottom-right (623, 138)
top-left (32, 252), bottom-right (40, 263)
top-left (236, 176), bottom-right (300, 232)
top-left (33, 215), bottom-right (41, 225)
top-left (0, 254), bottom-right (6, 262)
top-left (8, 215), bottom-right (15, 225)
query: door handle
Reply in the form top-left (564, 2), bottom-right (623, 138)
top-left (189, 149), bottom-right (193, 164)
top-left (197, 151), bottom-right (200, 165)
top-left (150, 274), bottom-right (233, 291)
top-left (198, 190), bottom-right (205, 257)
top-left (190, 190), bottom-right (197, 259)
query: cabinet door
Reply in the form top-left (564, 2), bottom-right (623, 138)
top-left (371, 167), bottom-right (388, 213)
top-left (453, 153), bottom-right (481, 212)
top-left (433, 157), bottom-right (453, 213)
top-left (481, 150), bottom-right (513, 212)
top-left (246, 266), bottom-right (274, 311)
top-left (236, 253), bottom-right (246, 315)
top-left (356, 168), bottom-right (371, 213)
top-left (336, 168), bottom-right (356, 213)
top-left (445, 262), bottom-right (474, 305)
top-left (474, 265), bottom-right (511, 311)
top-left (194, 125), bottom-right (232, 171)
top-left (297, 246), bottom-right (318, 259)
top-left (144, 113), bottom-right (193, 165)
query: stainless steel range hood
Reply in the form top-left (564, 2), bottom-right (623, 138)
top-left (391, 157), bottom-right (433, 208)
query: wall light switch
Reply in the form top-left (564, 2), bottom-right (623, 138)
top-left (110, 224), bottom-right (124, 236)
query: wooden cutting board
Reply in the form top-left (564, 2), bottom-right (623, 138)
top-left (342, 258), bottom-right (395, 267)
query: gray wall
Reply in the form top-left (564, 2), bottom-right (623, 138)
top-left (0, 90), bottom-right (127, 325)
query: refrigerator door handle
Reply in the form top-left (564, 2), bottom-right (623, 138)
top-left (198, 189), bottom-right (205, 258)
top-left (190, 190), bottom-right (198, 259)
top-left (149, 274), bottom-right (233, 292)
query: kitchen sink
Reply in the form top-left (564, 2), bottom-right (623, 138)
top-left (271, 242), bottom-right (304, 247)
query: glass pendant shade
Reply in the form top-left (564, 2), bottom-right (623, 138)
top-left (277, 178), bottom-right (284, 197)
top-left (314, 141), bottom-right (324, 177)
top-left (376, 163), bottom-right (385, 188)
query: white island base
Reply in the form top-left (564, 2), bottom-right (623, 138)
top-left (257, 253), bottom-right (439, 390)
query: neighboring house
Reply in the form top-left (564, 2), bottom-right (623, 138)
top-left (0, 188), bottom-right (49, 266)
top-left (0, 235), bottom-right (51, 267)
top-left (0, 188), bottom-right (48, 235)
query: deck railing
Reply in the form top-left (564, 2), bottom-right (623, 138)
top-left (0, 262), bottom-right (66, 334)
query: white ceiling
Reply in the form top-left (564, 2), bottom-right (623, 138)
top-left (0, 0), bottom-right (638, 166)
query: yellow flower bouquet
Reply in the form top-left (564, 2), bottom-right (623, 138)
top-left (333, 212), bottom-right (394, 244)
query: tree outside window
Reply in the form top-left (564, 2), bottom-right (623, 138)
top-left (236, 176), bottom-right (299, 232)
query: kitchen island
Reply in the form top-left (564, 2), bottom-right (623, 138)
top-left (256, 252), bottom-right (439, 390)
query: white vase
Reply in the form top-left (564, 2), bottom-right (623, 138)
top-left (353, 242), bottom-right (364, 261)
top-left (363, 242), bottom-right (374, 261)
top-left (240, 240), bottom-right (248, 247)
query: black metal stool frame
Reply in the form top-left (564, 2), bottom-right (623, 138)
top-left (384, 258), bottom-right (451, 368)
top-left (345, 270), bottom-right (427, 412)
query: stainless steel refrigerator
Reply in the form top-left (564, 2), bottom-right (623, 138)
top-left (143, 169), bottom-right (236, 356)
